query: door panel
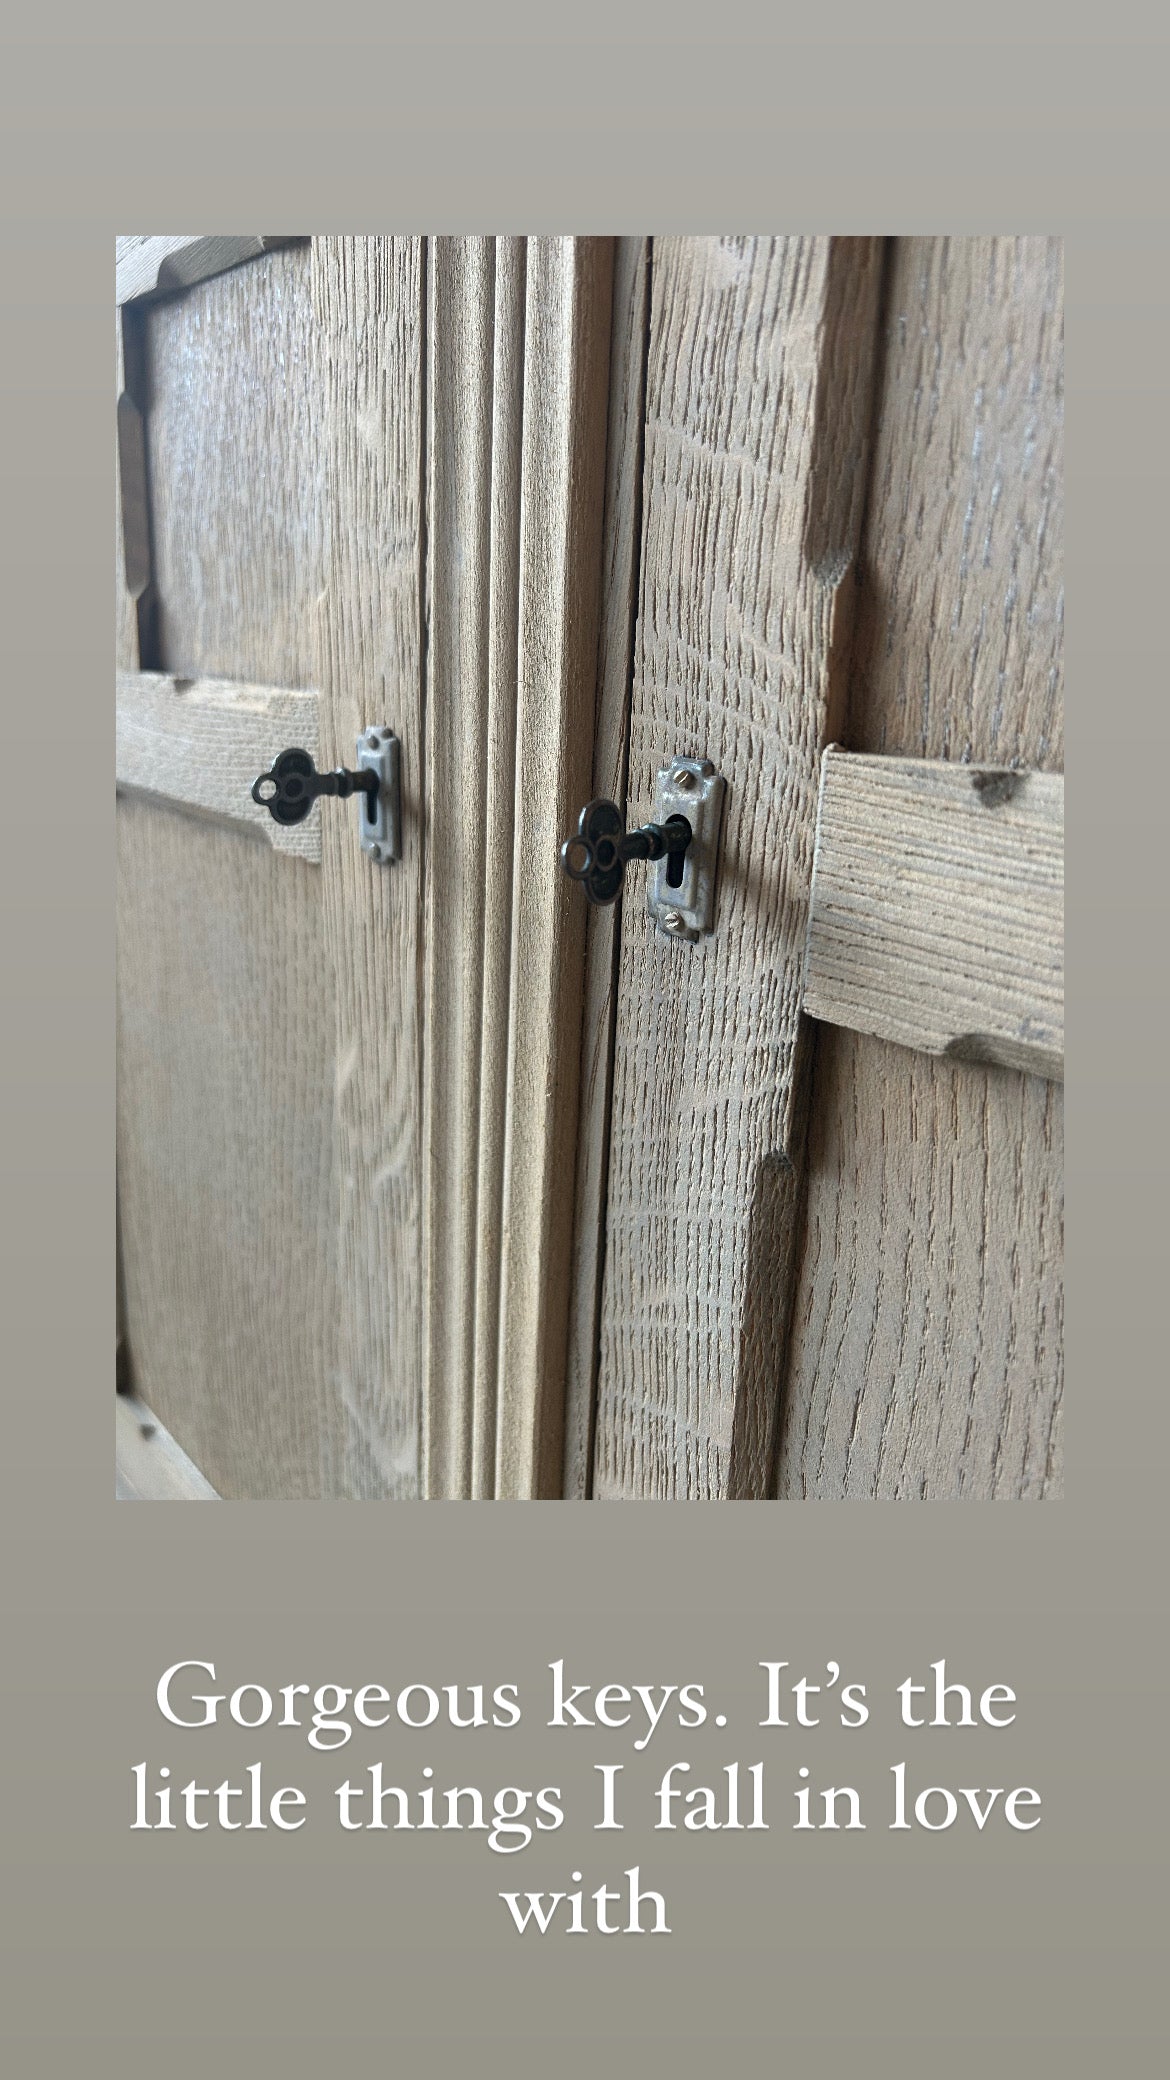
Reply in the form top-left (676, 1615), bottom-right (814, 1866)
top-left (117, 795), bottom-right (335, 1498)
top-left (116, 234), bottom-right (1063, 1503)
top-left (116, 237), bottom-right (426, 1499)
top-left (588, 236), bottom-right (886, 1500)
top-left (774, 237), bottom-right (1064, 1500)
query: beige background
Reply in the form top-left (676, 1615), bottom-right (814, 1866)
top-left (2, 5), bottom-right (1167, 2074)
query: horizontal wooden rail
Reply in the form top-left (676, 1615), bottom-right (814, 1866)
top-left (116, 235), bottom-right (302, 305)
top-left (116, 670), bottom-right (322, 860)
top-left (804, 750), bottom-right (1064, 1081)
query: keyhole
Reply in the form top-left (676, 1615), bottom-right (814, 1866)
top-left (365, 786), bottom-right (377, 826)
top-left (666, 848), bottom-right (685, 889)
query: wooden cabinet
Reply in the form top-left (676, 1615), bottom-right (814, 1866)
top-left (116, 235), bottom-right (1063, 1501)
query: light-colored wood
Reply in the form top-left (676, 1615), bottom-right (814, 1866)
top-left (592, 237), bottom-right (884, 1500)
top-left (470, 238), bottom-right (527, 1498)
top-left (562, 236), bottom-right (649, 1499)
top-left (118, 246), bottom-right (334, 1498)
top-left (421, 237), bottom-right (498, 1501)
top-left (117, 794), bottom-right (335, 1499)
top-left (116, 235), bottom-right (299, 306)
top-left (805, 752), bottom-right (1063, 1080)
top-left (495, 238), bottom-right (615, 1499)
top-left (115, 313), bottom-right (139, 670)
top-left (115, 669), bottom-right (322, 860)
top-left (143, 244), bottom-right (326, 688)
top-left (776, 235), bottom-right (1064, 1501)
top-left (311, 236), bottom-right (426, 1500)
top-left (116, 1393), bottom-right (221, 1500)
top-left (117, 239), bottom-right (426, 1500)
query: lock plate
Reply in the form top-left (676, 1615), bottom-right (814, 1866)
top-left (356, 728), bottom-right (401, 864)
top-left (647, 756), bottom-right (726, 939)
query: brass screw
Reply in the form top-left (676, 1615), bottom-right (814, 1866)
top-left (674, 767), bottom-right (697, 792)
top-left (661, 909), bottom-right (685, 933)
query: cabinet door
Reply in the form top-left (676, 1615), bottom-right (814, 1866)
top-left (578, 235), bottom-right (1063, 1501)
top-left (116, 235), bottom-right (614, 1499)
top-left (117, 238), bottom-right (426, 1499)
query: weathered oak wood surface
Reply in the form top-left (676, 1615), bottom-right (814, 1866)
top-left (311, 237), bottom-right (426, 1499)
top-left (562, 237), bottom-right (649, 1499)
top-left (116, 234), bottom-right (299, 306)
top-left (494, 238), bottom-right (614, 1499)
top-left (775, 236), bottom-right (1064, 1501)
top-left (423, 236), bottom-right (509, 1502)
top-left (116, 239), bottom-right (425, 1499)
top-left (115, 669), bottom-right (322, 859)
top-left (591, 236), bottom-right (884, 1499)
top-left (805, 751), bottom-right (1063, 1081)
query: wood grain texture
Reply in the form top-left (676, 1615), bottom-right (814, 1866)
top-left (116, 1393), bottom-right (221, 1500)
top-left (117, 793), bottom-right (335, 1499)
top-left (116, 669), bottom-right (322, 860)
top-left (117, 238), bottom-right (426, 1500)
top-left (495, 237), bottom-right (615, 1499)
top-left (592, 237), bottom-right (884, 1501)
top-left (470, 238), bottom-right (527, 1498)
top-left (422, 237), bottom-right (498, 1500)
top-left (116, 235), bottom-right (300, 305)
top-left (562, 237), bottom-right (650, 1499)
top-left (776, 236), bottom-right (1064, 1501)
top-left (311, 237), bottom-right (426, 1499)
top-left (118, 248), bottom-right (336, 1496)
top-left (144, 244), bottom-right (326, 688)
top-left (805, 752), bottom-right (1063, 1080)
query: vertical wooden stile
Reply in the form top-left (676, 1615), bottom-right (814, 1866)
top-left (422, 238), bottom-right (497, 1499)
top-left (313, 237), bottom-right (427, 1498)
top-left (494, 238), bottom-right (615, 1500)
top-left (470, 239), bottom-right (527, 1498)
top-left (591, 237), bottom-right (885, 1500)
top-left (561, 237), bottom-right (650, 1499)
top-left (776, 236), bottom-right (1064, 1500)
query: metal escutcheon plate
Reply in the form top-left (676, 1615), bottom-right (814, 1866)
top-left (356, 729), bottom-right (402, 864)
top-left (647, 756), bottom-right (726, 940)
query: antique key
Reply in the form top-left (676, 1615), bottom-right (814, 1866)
top-left (560, 798), bottom-right (693, 907)
top-left (251, 748), bottom-right (376, 825)
top-left (560, 757), bottom-right (726, 937)
top-left (251, 730), bottom-right (402, 862)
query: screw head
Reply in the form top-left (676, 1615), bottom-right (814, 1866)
top-left (661, 909), bottom-right (685, 933)
top-left (673, 766), bottom-right (697, 792)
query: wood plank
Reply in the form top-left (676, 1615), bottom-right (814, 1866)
top-left (117, 241), bottom-right (337, 1499)
top-left (470, 238), bottom-right (527, 1499)
top-left (421, 237), bottom-right (498, 1501)
top-left (117, 794), bottom-right (336, 1499)
top-left (143, 244), bottom-right (326, 688)
top-left (116, 234), bottom-right (301, 305)
top-left (592, 237), bottom-right (884, 1501)
top-left (116, 669), bottom-right (322, 861)
top-left (116, 1393), bottom-right (221, 1500)
top-left (776, 235), bottom-right (1064, 1502)
top-left (562, 236), bottom-right (650, 1499)
top-left (312, 236), bottom-right (426, 1500)
top-left (804, 752), bottom-right (1063, 1080)
top-left (495, 237), bottom-right (615, 1500)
